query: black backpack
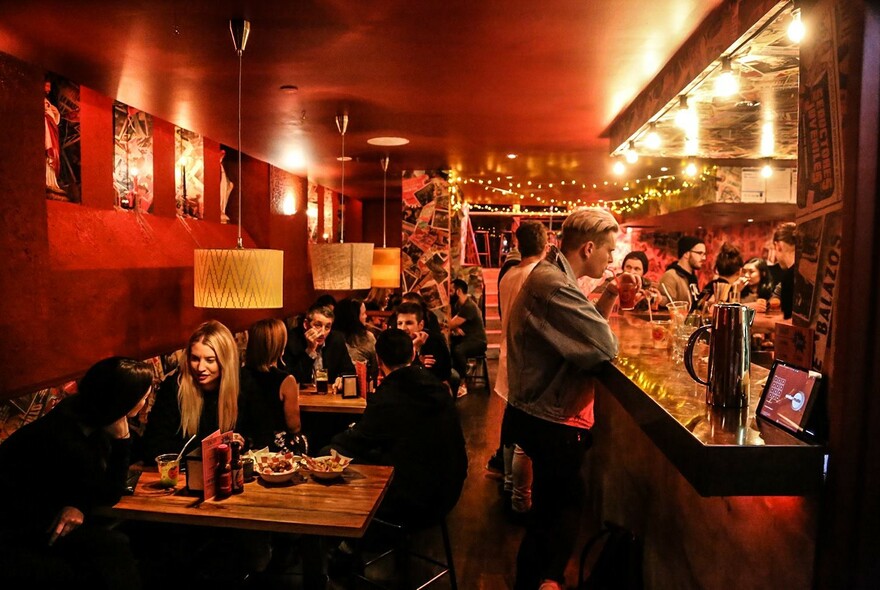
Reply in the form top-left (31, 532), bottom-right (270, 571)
top-left (578, 521), bottom-right (643, 590)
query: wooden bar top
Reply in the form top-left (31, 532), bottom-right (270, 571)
top-left (600, 313), bottom-right (825, 496)
top-left (299, 385), bottom-right (367, 414)
top-left (97, 465), bottom-right (393, 538)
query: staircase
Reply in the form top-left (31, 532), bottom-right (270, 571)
top-left (483, 267), bottom-right (501, 359)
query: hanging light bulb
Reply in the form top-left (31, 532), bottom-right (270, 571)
top-left (674, 95), bottom-right (696, 131)
top-left (715, 56), bottom-right (739, 97)
top-left (684, 159), bottom-right (698, 177)
top-left (193, 19), bottom-right (284, 309)
top-left (612, 160), bottom-right (626, 176)
top-left (645, 123), bottom-right (661, 150)
top-left (788, 8), bottom-right (805, 43)
top-left (624, 141), bottom-right (639, 164)
top-left (371, 155), bottom-right (401, 288)
top-left (761, 159), bottom-right (774, 178)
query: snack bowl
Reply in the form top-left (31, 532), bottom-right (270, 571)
top-left (301, 452), bottom-right (351, 481)
top-left (255, 451), bottom-right (299, 484)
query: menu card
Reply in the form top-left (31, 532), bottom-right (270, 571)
top-left (201, 430), bottom-right (234, 500)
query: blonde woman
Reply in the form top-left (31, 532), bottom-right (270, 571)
top-left (142, 320), bottom-right (240, 461)
top-left (239, 318), bottom-right (305, 453)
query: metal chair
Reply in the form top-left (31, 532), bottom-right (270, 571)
top-left (355, 516), bottom-right (457, 590)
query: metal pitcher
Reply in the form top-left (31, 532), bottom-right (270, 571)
top-left (683, 303), bottom-right (756, 408)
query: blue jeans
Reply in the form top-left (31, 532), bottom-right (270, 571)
top-left (507, 405), bottom-right (592, 588)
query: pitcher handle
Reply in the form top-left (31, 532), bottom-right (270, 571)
top-left (683, 325), bottom-right (712, 386)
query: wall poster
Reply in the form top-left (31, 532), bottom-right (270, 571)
top-left (175, 127), bottom-right (204, 218)
top-left (44, 72), bottom-right (81, 203)
top-left (306, 181), bottom-right (319, 242)
top-left (401, 171), bottom-right (452, 328)
top-left (113, 102), bottom-right (154, 212)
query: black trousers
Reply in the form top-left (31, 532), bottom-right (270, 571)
top-left (450, 338), bottom-right (487, 384)
top-left (506, 405), bottom-right (592, 588)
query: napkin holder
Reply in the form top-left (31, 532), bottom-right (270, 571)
top-left (185, 448), bottom-right (204, 495)
top-left (341, 374), bottom-right (358, 399)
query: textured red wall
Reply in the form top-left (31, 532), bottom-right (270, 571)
top-left (0, 52), bottom-right (318, 398)
top-left (363, 198), bottom-right (402, 248)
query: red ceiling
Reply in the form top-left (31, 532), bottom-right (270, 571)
top-left (0, 0), bottom-right (723, 201)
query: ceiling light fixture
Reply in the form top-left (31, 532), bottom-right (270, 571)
top-left (674, 95), bottom-right (693, 130)
top-left (761, 158), bottom-right (774, 178)
top-left (371, 155), bottom-right (401, 288)
top-left (612, 160), bottom-right (626, 176)
top-left (310, 114), bottom-right (374, 290)
top-left (624, 141), bottom-right (639, 164)
top-left (788, 7), bottom-right (805, 43)
top-left (715, 56), bottom-right (739, 97)
top-left (645, 123), bottom-right (661, 150)
top-left (193, 19), bottom-right (283, 309)
top-left (367, 136), bottom-right (410, 147)
top-left (506, 153), bottom-right (517, 159)
top-left (684, 158), bottom-right (698, 177)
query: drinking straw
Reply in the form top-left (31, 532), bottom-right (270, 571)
top-left (661, 283), bottom-right (674, 305)
top-left (176, 434), bottom-right (198, 464)
top-left (647, 293), bottom-right (654, 323)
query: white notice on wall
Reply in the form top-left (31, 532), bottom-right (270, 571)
top-left (741, 168), bottom-right (765, 203)
top-left (766, 168), bottom-right (795, 203)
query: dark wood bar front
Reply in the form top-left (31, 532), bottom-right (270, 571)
top-left (588, 314), bottom-right (822, 589)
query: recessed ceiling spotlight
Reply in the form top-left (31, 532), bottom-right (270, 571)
top-left (367, 137), bottom-right (410, 146)
top-left (506, 153), bottom-right (517, 159)
top-left (279, 85), bottom-right (299, 94)
top-left (336, 156), bottom-right (352, 162)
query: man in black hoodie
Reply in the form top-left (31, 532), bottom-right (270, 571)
top-left (659, 235), bottom-right (707, 305)
top-left (327, 328), bottom-right (467, 527)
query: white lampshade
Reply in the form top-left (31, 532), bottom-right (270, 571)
top-left (371, 247), bottom-right (401, 288)
top-left (311, 242), bottom-right (374, 290)
top-left (194, 248), bottom-right (284, 308)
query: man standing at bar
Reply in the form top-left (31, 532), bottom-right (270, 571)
top-left (659, 235), bottom-right (707, 304)
top-left (506, 209), bottom-right (620, 590)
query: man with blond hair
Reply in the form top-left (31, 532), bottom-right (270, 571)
top-left (506, 208), bottom-right (621, 590)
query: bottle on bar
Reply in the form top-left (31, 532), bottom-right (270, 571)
top-left (231, 441), bottom-right (244, 494)
top-left (215, 443), bottom-right (232, 499)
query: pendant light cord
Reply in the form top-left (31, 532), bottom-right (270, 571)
top-left (236, 48), bottom-right (243, 249)
top-left (340, 130), bottom-right (345, 244)
top-left (382, 160), bottom-right (387, 247)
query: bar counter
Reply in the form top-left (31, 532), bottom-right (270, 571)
top-left (588, 313), bottom-right (822, 589)
top-left (600, 313), bottom-right (825, 496)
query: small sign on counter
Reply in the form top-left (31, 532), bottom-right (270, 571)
top-left (774, 323), bottom-right (814, 369)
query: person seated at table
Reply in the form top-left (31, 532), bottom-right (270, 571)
top-left (333, 297), bottom-right (379, 384)
top-left (738, 257), bottom-right (773, 312)
top-left (283, 302), bottom-right (355, 386)
top-left (141, 320), bottom-right (242, 460)
top-left (449, 278), bottom-right (488, 397)
top-left (239, 318), bottom-right (306, 454)
top-left (691, 242), bottom-right (743, 313)
top-left (395, 301), bottom-right (452, 388)
top-left (135, 320), bottom-right (273, 584)
top-left (768, 221), bottom-right (798, 319)
top-left (660, 235), bottom-right (706, 305)
top-left (324, 329), bottom-right (467, 579)
top-left (0, 357), bottom-right (153, 590)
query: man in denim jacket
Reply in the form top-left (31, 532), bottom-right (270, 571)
top-left (506, 208), bottom-right (621, 590)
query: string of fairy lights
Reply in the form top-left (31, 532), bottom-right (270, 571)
top-left (449, 165), bottom-right (716, 216)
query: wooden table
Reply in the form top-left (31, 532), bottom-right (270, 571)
top-left (298, 385), bottom-right (367, 414)
top-left (97, 465), bottom-right (393, 538)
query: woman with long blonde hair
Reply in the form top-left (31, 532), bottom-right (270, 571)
top-left (142, 320), bottom-right (241, 460)
top-left (239, 318), bottom-right (305, 453)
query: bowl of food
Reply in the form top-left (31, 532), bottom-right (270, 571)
top-left (301, 451), bottom-right (352, 481)
top-left (255, 451), bottom-right (299, 483)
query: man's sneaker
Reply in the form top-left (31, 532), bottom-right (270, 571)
top-left (485, 450), bottom-right (504, 475)
top-left (456, 382), bottom-right (468, 398)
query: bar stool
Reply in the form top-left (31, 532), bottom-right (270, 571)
top-left (465, 355), bottom-right (490, 392)
top-left (355, 516), bottom-right (458, 589)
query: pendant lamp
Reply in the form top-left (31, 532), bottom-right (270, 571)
top-left (371, 155), bottom-right (401, 288)
top-left (311, 114), bottom-right (374, 290)
top-left (194, 19), bottom-right (284, 308)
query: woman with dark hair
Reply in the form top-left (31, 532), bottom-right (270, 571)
top-left (239, 318), bottom-right (305, 453)
top-left (334, 297), bottom-right (379, 383)
top-left (692, 242), bottom-right (744, 312)
top-left (0, 357), bottom-right (153, 589)
top-left (739, 257), bottom-right (773, 312)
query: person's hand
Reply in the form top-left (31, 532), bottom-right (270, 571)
top-left (451, 327), bottom-right (465, 337)
top-left (419, 354), bottom-right (436, 368)
top-left (748, 298), bottom-right (769, 313)
top-left (603, 278), bottom-right (620, 298)
top-left (304, 327), bottom-right (322, 352)
top-left (47, 506), bottom-right (84, 546)
top-left (412, 331), bottom-right (429, 350)
top-left (103, 416), bottom-right (130, 440)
